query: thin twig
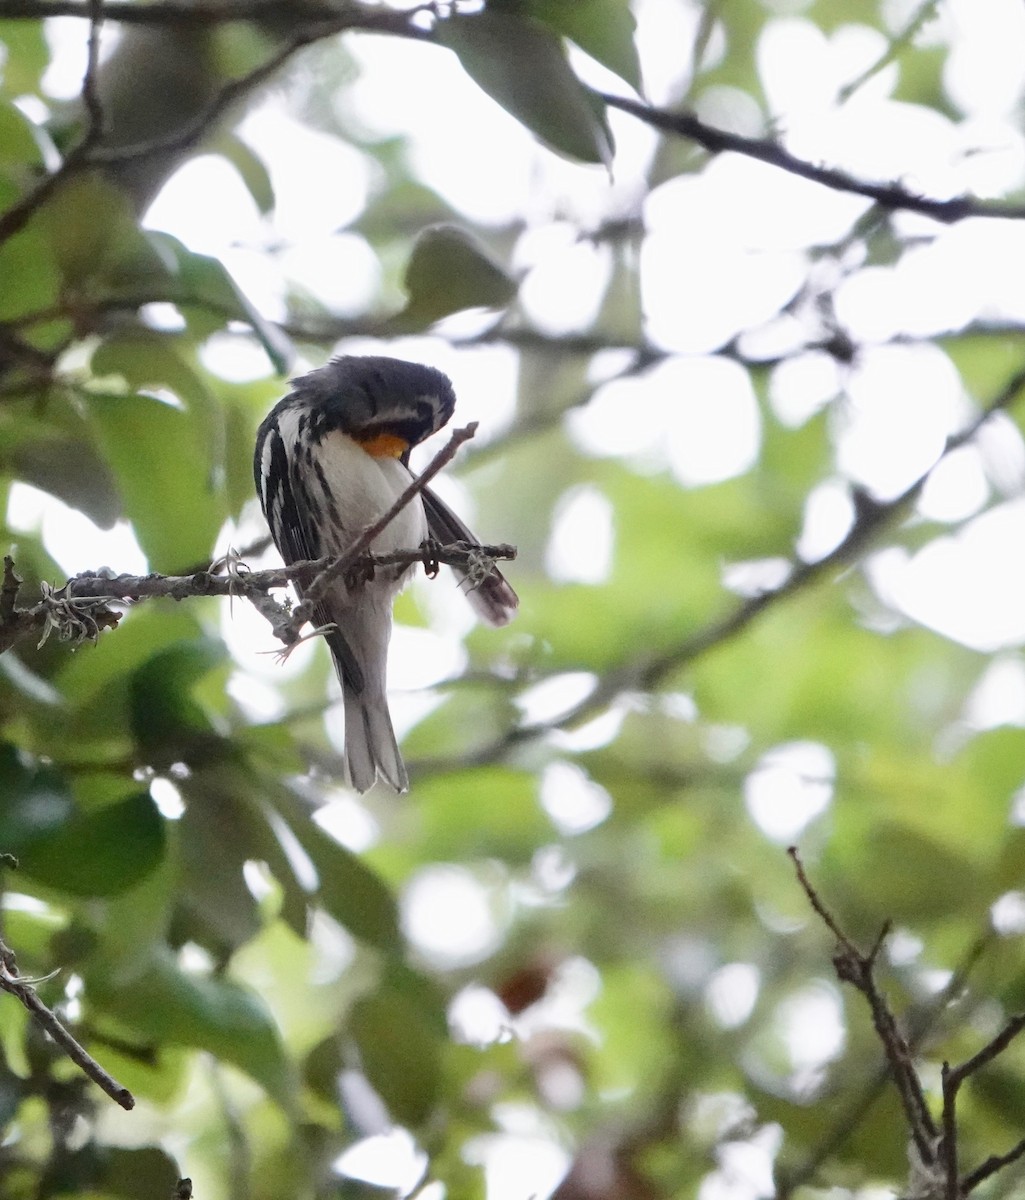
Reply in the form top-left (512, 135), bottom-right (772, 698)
top-left (788, 848), bottom-right (938, 1165)
top-left (601, 93), bottom-right (1025, 224)
top-left (0, 538), bottom-right (515, 655)
top-left (963, 1138), bottom-right (1025, 1193)
top-left (0, 935), bottom-right (134, 1110)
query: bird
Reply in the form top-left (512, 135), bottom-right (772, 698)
top-left (253, 355), bottom-right (518, 793)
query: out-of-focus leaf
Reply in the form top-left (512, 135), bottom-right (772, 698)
top-left (0, 22), bottom-right (50, 93)
top-left (437, 11), bottom-right (613, 165)
top-left (289, 810), bottom-right (400, 951)
top-left (0, 743), bottom-right (74, 854)
top-left (5, 427), bottom-right (121, 528)
top-left (84, 388), bottom-right (226, 569)
top-left (18, 791), bottom-right (166, 897)
top-left (145, 232), bottom-right (293, 372)
top-left (409, 767), bottom-right (547, 863)
top-left (211, 130), bottom-right (275, 214)
top-left (0, 99), bottom-right (45, 168)
top-left (524, 0), bottom-right (641, 90)
top-left (95, 1146), bottom-right (181, 1199)
top-left (0, 224), bottom-right (58, 321)
top-left (38, 173), bottom-right (161, 289)
top-left (87, 945), bottom-right (295, 1107)
top-left (395, 224), bottom-right (517, 329)
top-left (129, 638), bottom-right (226, 747)
top-left (351, 983), bottom-right (443, 1127)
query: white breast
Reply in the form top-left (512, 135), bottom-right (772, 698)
top-left (311, 430), bottom-right (427, 557)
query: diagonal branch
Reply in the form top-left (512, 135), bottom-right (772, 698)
top-left (0, 934), bottom-right (134, 1110)
top-left (601, 93), bottom-right (1025, 224)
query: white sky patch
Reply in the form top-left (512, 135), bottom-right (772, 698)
top-left (641, 230), bottom-right (806, 356)
top-left (240, 104), bottom-right (371, 239)
top-left (769, 351), bottom-right (841, 427)
top-left (313, 793), bottom-right (380, 854)
top-left (199, 334), bottom-right (274, 384)
top-left (869, 501), bottom-right (1025, 651)
top-left (797, 480), bottom-right (855, 562)
top-left (401, 865), bottom-right (503, 967)
top-left (778, 983), bottom-right (846, 1071)
top-left (944, 0), bottom-right (1025, 118)
top-left (333, 1128), bottom-right (427, 1193)
top-left (917, 446), bottom-right (990, 524)
top-left (449, 984), bottom-right (511, 1046)
top-left (545, 485), bottom-right (614, 585)
top-left (465, 1133), bottom-right (570, 1200)
top-left (991, 891), bottom-right (1025, 936)
top-left (568, 356), bottom-right (761, 484)
top-left (744, 742), bottom-right (835, 842)
top-left (965, 657), bottom-right (1025, 730)
top-left (146, 154), bottom-right (265, 256)
top-left (836, 345), bottom-right (965, 500)
top-left (7, 483), bottom-right (149, 576)
top-left (705, 963), bottom-right (760, 1030)
top-left (663, 357), bottom-right (762, 486)
top-left (520, 239), bottom-right (613, 336)
top-left (150, 776), bottom-right (185, 819)
top-left (517, 672), bottom-right (596, 726)
top-left (540, 761), bottom-right (612, 835)
top-left (278, 234), bottom-right (381, 316)
top-left (700, 1125), bottom-right (781, 1200)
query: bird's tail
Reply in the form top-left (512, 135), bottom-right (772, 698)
top-left (326, 596), bottom-right (408, 793)
top-left (341, 680), bottom-right (407, 793)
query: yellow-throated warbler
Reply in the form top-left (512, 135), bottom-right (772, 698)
top-left (254, 356), bottom-right (518, 793)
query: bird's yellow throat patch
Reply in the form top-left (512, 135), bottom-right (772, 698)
top-left (356, 432), bottom-right (409, 458)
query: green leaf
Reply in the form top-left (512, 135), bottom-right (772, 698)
top-left (146, 232), bottom-right (293, 373)
top-left (3, 423), bottom-right (121, 528)
top-left (0, 743), bottom-right (74, 855)
top-left (396, 224), bottom-right (517, 329)
top-left (211, 130), bottom-right (275, 214)
top-left (0, 223), bottom-right (59, 321)
top-left (129, 639), bottom-right (226, 747)
top-left (87, 945), bottom-right (295, 1107)
top-left (0, 98), bottom-right (45, 169)
top-left (525, 0), bottom-right (641, 90)
top-left (19, 791), bottom-right (166, 897)
top-left (351, 983), bottom-right (444, 1127)
top-left (37, 173), bottom-right (161, 289)
top-left (438, 11), bottom-right (613, 165)
top-left (292, 816), bottom-right (401, 951)
top-left (84, 387), bottom-right (226, 570)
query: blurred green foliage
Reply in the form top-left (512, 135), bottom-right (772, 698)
top-left (1, 2), bottom-right (1025, 1199)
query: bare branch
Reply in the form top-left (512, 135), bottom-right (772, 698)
top-left (0, 538), bottom-right (515, 655)
top-left (0, 934), bottom-right (135, 1110)
top-left (601, 93), bottom-right (1025, 224)
top-left (789, 848), bottom-right (939, 1165)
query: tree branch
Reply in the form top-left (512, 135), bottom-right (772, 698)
top-left (0, 538), bottom-right (516, 655)
top-left (789, 848), bottom-right (938, 1167)
top-left (0, 4), bottom-right (429, 248)
top-left (0, 934), bottom-right (135, 1110)
top-left (441, 358), bottom-right (1025, 772)
top-left (601, 93), bottom-right (1025, 224)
